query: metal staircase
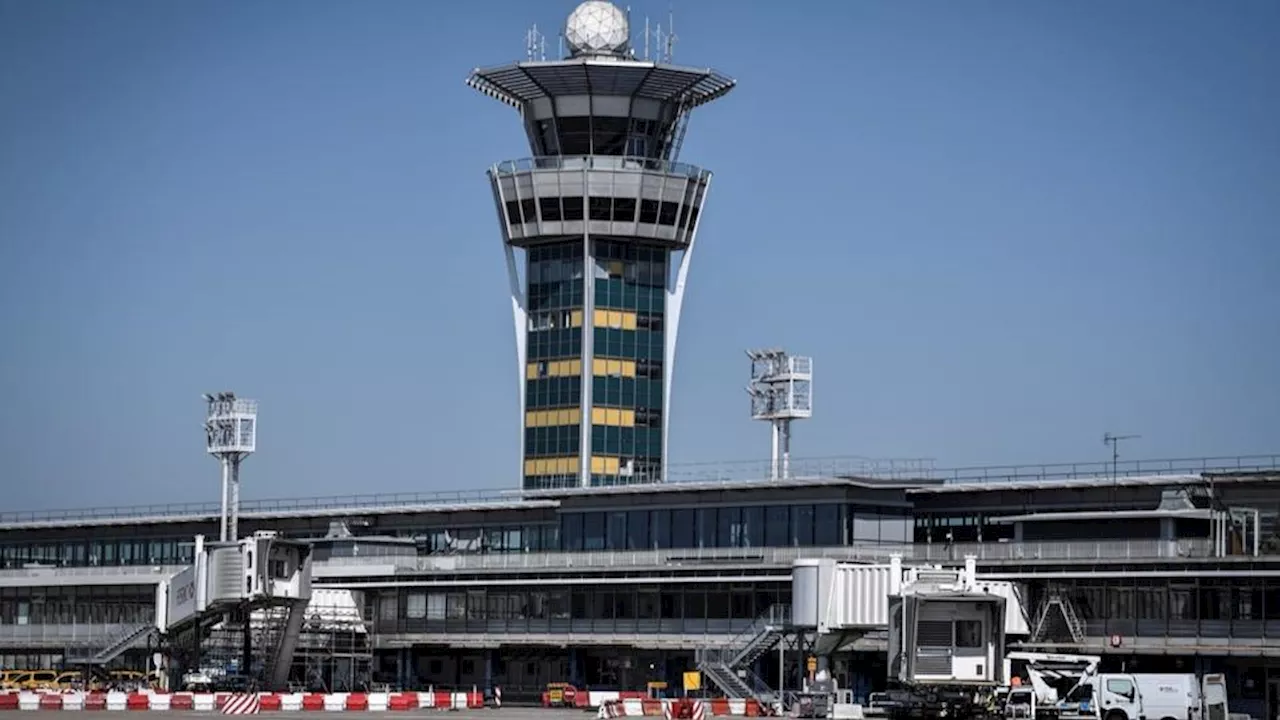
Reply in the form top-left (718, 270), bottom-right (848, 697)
top-left (66, 623), bottom-right (156, 665)
top-left (1031, 592), bottom-right (1086, 644)
top-left (696, 604), bottom-right (789, 707)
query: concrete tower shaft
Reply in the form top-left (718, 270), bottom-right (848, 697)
top-left (467, 3), bottom-right (735, 490)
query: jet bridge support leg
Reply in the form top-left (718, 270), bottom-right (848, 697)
top-left (242, 611), bottom-right (253, 685)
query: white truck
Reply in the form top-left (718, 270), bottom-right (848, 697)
top-left (1056, 672), bottom-right (1227, 720)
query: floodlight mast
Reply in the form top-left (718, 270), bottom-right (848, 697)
top-left (746, 349), bottom-right (813, 480)
top-left (204, 392), bottom-right (257, 542)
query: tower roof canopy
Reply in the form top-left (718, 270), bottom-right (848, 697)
top-left (467, 58), bottom-right (735, 111)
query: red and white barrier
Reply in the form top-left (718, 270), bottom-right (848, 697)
top-left (221, 694), bottom-right (261, 715)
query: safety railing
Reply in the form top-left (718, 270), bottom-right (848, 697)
top-left (312, 538), bottom-right (1225, 577)
top-left (4, 453), bottom-right (1276, 525)
top-left (492, 155), bottom-right (707, 179)
top-left (0, 622), bottom-right (143, 648)
top-left (0, 564), bottom-right (184, 582)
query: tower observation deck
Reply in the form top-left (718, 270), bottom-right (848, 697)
top-left (468, 1), bottom-right (735, 490)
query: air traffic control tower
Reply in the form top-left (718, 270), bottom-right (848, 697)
top-left (468, 1), bottom-right (735, 490)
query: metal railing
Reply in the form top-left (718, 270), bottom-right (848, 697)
top-left (493, 155), bottom-right (707, 179)
top-left (0, 623), bottom-right (147, 648)
top-left (311, 538), bottom-right (1226, 577)
top-left (3, 453), bottom-right (1276, 526)
top-left (0, 564), bottom-right (184, 583)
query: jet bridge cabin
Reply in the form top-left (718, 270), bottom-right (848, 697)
top-left (887, 570), bottom-right (1008, 687)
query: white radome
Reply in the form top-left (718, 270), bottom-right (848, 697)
top-left (565, 1), bottom-right (629, 56)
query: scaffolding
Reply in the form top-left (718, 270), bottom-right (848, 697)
top-left (168, 589), bottom-right (370, 692)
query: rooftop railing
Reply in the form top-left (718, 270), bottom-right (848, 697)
top-left (2, 453), bottom-right (1276, 526)
top-left (311, 538), bottom-right (1225, 577)
top-left (492, 155), bottom-right (707, 179)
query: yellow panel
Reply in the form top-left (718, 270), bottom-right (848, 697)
top-left (525, 410), bottom-right (537, 428)
top-left (571, 407), bottom-right (581, 424)
top-left (603, 456), bottom-right (620, 475)
top-left (620, 409), bottom-right (636, 427)
top-left (606, 359), bottom-right (622, 376)
top-left (526, 363), bottom-right (539, 380)
top-left (605, 408), bottom-right (621, 426)
top-left (622, 312), bottom-right (637, 331)
top-left (608, 260), bottom-right (624, 277)
top-left (592, 358), bottom-right (607, 376)
top-left (621, 360), bottom-right (636, 378)
top-left (608, 311), bottom-right (623, 329)
top-left (592, 407), bottom-right (606, 425)
top-left (591, 456), bottom-right (606, 474)
top-left (569, 359), bottom-right (582, 375)
top-left (524, 459), bottom-right (537, 476)
top-left (534, 459), bottom-right (548, 475)
top-left (594, 309), bottom-right (609, 327)
top-left (570, 309), bottom-right (583, 327)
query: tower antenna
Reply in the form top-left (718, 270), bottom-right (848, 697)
top-left (746, 349), bottom-right (813, 480)
top-left (526, 23), bottom-right (546, 62)
top-left (665, 4), bottom-right (677, 64)
top-left (1102, 431), bottom-right (1141, 483)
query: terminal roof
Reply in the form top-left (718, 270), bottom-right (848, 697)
top-left (466, 58), bottom-right (736, 110)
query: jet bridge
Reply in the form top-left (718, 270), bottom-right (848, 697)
top-left (158, 531), bottom-right (313, 690)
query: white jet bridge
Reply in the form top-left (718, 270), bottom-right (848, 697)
top-left (158, 530), bottom-right (313, 690)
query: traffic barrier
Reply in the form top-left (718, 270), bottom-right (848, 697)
top-left (38, 695), bottom-right (63, 711)
top-left (148, 695), bottom-right (171, 712)
top-left (0, 694), bottom-right (16, 711)
top-left (345, 694), bottom-right (368, 711)
top-left (493, 687), bottom-right (502, 709)
top-left (18, 694), bottom-right (41, 711)
top-left (220, 694), bottom-right (260, 715)
top-left (388, 693), bottom-right (415, 711)
top-left (194, 694), bottom-right (217, 712)
top-left (258, 695), bottom-right (282, 712)
top-left (323, 693), bottom-right (347, 712)
top-left (280, 694), bottom-right (304, 711)
top-left (84, 694), bottom-right (108, 711)
top-left (170, 694), bottom-right (194, 710)
top-left (126, 693), bottom-right (150, 711)
top-left (62, 694), bottom-right (84, 711)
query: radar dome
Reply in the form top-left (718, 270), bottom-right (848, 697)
top-left (565, 1), bottom-right (629, 57)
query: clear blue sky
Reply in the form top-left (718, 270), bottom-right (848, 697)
top-left (1, 0), bottom-right (1277, 511)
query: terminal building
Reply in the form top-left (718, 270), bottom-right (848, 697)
top-left (3, 3), bottom-right (1279, 720)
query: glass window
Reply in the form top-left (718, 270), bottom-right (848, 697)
top-left (671, 509), bottom-right (694, 549)
top-left (743, 506), bottom-right (765, 548)
top-left (561, 514), bottom-right (583, 552)
top-left (718, 507), bottom-right (742, 548)
top-left (814, 504), bottom-right (841, 546)
top-left (765, 506), bottom-right (789, 547)
top-left (627, 510), bottom-right (650, 550)
top-left (955, 619), bottom-right (983, 647)
top-left (606, 512), bottom-right (627, 551)
top-left (791, 505), bottom-right (815, 546)
top-left (696, 508), bottom-right (717, 549)
top-left (583, 513), bottom-right (605, 551)
top-left (651, 510), bottom-right (671, 549)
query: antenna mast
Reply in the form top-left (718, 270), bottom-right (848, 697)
top-left (526, 23), bottom-right (546, 62)
top-left (1102, 431), bottom-right (1141, 483)
top-left (665, 5), bottom-right (677, 63)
